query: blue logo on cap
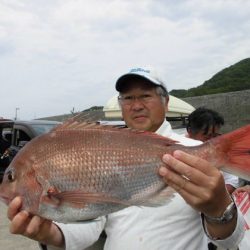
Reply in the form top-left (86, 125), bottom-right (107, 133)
top-left (130, 68), bottom-right (150, 74)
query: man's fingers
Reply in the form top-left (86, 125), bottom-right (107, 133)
top-left (7, 197), bottom-right (22, 220)
top-left (172, 150), bottom-right (217, 175)
top-left (9, 210), bottom-right (30, 234)
top-left (160, 152), bottom-right (218, 200)
top-left (159, 165), bottom-right (201, 204)
top-left (159, 161), bottom-right (195, 195)
top-left (25, 216), bottom-right (46, 239)
top-left (162, 151), bottom-right (221, 186)
top-left (162, 153), bottom-right (193, 180)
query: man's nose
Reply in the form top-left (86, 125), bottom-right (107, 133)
top-left (130, 98), bottom-right (145, 109)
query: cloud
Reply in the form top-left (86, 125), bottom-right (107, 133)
top-left (0, 0), bottom-right (250, 119)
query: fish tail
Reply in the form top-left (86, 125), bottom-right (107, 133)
top-left (213, 124), bottom-right (250, 180)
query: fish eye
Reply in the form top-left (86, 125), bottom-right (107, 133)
top-left (7, 170), bottom-right (15, 182)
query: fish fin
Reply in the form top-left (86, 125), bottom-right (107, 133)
top-left (212, 124), bottom-right (250, 181)
top-left (131, 130), bottom-right (178, 146)
top-left (137, 187), bottom-right (175, 207)
top-left (39, 186), bottom-right (62, 208)
top-left (49, 115), bottom-right (178, 146)
top-left (47, 111), bottom-right (180, 146)
top-left (49, 191), bottom-right (131, 207)
top-left (40, 194), bottom-right (61, 207)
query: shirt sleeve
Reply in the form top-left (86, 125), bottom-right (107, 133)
top-left (43, 216), bottom-right (107, 250)
top-left (222, 172), bottom-right (239, 188)
top-left (202, 207), bottom-right (245, 249)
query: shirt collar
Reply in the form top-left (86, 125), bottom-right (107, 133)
top-left (155, 120), bottom-right (172, 137)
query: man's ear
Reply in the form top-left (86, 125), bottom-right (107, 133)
top-left (164, 96), bottom-right (169, 112)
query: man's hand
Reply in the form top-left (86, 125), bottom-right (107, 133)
top-left (7, 197), bottom-right (64, 248)
top-left (159, 150), bottom-right (237, 239)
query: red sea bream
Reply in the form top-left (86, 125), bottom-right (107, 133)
top-left (0, 120), bottom-right (250, 222)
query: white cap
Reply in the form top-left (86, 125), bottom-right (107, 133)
top-left (115, 67), bottom-right (168, 94)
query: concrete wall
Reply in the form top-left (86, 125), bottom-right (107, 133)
top-left (39, 90), bottom-right (250, 133)
top-left (183, 89), bottom-right (250, 133)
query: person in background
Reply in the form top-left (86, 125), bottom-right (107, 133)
top-left (186, 107), bottom-right (239, 194)
top-left (234, 184), bottom-right (250, 195)
top-left (0, 128), bottom-right (11, 156)
top-left (7, 67), bottom-right (245, 250)
top-left (186, 107), bottom-right (224, 142)
top-left (0, 128), bottom-right (11, 171)
top-left (234, 181), bottom-right (250, 250)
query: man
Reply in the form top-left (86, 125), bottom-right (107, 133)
top-left (186, 107), bottom-right (239, 194)
top-left (0, 128), bottom-right (11, 176)
top-left (186, 107), bottom-right (224, 142)
top-left (0, 129), bottom-right (11, 156)
top-left (7, 67), bottom-right (244, 250)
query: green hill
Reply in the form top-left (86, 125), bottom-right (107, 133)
top-left (170, 58), bottom-right (250, 98)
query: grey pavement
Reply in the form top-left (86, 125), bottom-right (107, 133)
top-left (0, 202), bottom-right (39, 250)
top-left (1, 202), bottom-right (249, 249)
top-left (0, 202), bottom-right (104, 250)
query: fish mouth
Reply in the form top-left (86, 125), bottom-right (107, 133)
top-left (0, 196), bottom-right (11, 205)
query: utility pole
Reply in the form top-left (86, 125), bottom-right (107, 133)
top-left (15, 107), bottom-right (20, 120)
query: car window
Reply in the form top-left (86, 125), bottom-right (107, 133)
top-left (30, 124), bottom-right (58, 135)
top-left (13, 129), bottom-right (31, 147)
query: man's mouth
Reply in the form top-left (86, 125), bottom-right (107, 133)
top-left (133, 115), bottom-right (147, 122)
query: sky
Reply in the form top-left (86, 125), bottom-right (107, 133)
top-left (0, 0), bottom-right (250, 120)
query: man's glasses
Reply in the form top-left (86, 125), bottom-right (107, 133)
top-left (118, 94), bottom-right (157, 105)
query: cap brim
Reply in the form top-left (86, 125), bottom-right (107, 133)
top-left (116, 73), bottom-right (161, 92)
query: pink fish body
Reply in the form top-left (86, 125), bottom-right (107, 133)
top-left (0, 120), bottom-right (250, 222)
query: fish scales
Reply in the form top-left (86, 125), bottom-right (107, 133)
top-left (37, 129), bottom-right (166, 192)
top-left (0, 122), bottom-right (250, 222)
top-left (19, 128), bottom-right (166, 213)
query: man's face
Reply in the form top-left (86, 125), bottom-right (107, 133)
top-left (190, 125), bottom-right (221, 142)
top-left (119, 80), bottom-right (168, 132)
